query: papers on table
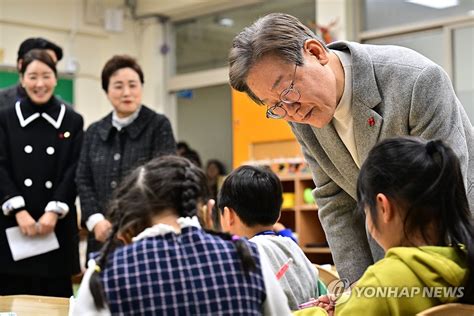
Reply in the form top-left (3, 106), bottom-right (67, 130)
top-left (5, 226), bottom-right (59, 261)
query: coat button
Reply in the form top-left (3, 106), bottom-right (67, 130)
top-left (24, 145), bottom-right (33, 153)
top-left (46, 147), bottom-right (55, 155)
top-left (24, 178), bottom-right (33, 187)
top-left (113, 153), bottom-right (121, 161)
top-left (110, 181), bottom-right (117, 188)
top-left (45, 181), bottom-right (53, 189)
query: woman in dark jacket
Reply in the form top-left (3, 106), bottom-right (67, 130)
top-left (0, 49), bottom-right (83, 297)
top-left (76, 55), bottom-right (176, 256)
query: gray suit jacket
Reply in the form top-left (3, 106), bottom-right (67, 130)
top-left (290, 41), bottom-right (474, 283)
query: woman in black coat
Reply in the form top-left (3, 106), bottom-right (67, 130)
top-left (0, 49), bottom-right (83, 297)
top-left (76, 55), bottom-right (176, 256)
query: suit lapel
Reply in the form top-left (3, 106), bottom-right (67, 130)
top-left (353, 102), bottom-right (383, 165)
top-left (330, 41), bottom-right (383, 165)
top-left (312, 123), bottom-right (359, 192)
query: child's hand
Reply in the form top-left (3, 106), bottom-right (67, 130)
top-left (314, 295), bottom-right (335, 316)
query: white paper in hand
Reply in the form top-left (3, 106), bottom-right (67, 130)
top-left (5, 226), bottom-right (59, 261)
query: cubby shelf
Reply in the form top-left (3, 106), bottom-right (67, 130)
top-left (278, 173), bottom-right (333, 264)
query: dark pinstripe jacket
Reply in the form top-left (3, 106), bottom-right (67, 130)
top-left (0, 85), bottom-right (20, 109)
top-left (76, 105), bottom-right (176, 253)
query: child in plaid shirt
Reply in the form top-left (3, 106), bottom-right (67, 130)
top-left (74, 156), bottom-right (291, 315)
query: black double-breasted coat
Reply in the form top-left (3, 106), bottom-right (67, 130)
top-left (0, 97), bottom-right (83, 277)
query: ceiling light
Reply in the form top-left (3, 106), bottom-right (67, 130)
top-left (406, 0), bottom-right (459, 9)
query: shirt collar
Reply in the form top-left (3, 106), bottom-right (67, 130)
top-left (112, 106), bottom-right (142, 131)
top-left (333, 49), bottom-right (353, 122)
top-left (98, 105), bottom-right (153, 142)
top-left (15, 98), bottom-right (66, 129)
top-left (132, 216), bottom-right (202, 242)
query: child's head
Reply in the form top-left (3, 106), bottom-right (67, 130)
top-left (358, 137), bottom-right (474, 302)
top-left (88, 156), bottom-right (259, 310)
top-left (108, 155), bottom-right (209, 243)
top-left (206, 159), bottom-right (226, 179)
top-left (217, 165), bottom-right (283, 236)
top-left (358, 137), bottom-right (472, 250)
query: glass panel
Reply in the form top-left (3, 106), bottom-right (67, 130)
top-left (364, 29), bottom-right (445, 68)
top-left (174, 0), bottom-right (316, 74)
top-left (363, 0), bottom-right (474, 31)
top-left (176, 84), bottom-right (232, 169)
top-left (453, 25), bottom-right (474, 122)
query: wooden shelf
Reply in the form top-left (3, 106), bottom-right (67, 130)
top-left (299, 204), bottom-right (318, 211)
top-left (276, 172), bottom-right (332, 265)
top-left (277, 173), bottom-right (313, 182)
top-left (302, 247), bottom-right (332, 254)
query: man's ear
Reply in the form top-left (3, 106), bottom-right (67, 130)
top-left (303, 39), bottom-right (329, 65)
top-left (375, 193), bottom-right (394, 224)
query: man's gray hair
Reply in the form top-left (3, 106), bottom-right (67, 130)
top-left (228, 13), bottom-right (327, 104)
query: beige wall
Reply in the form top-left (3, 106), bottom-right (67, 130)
top-left (0, 0), bottom-right (170, 128)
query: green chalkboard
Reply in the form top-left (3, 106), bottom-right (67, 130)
top-left (0, 68), bottom-right (74, 104)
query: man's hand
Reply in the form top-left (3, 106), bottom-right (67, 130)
top-left (37, 212), bottom-right (59, 235)
top-left (93, 219), bottom-right (112, 243)
top-left (15, 210), bottom-right (37, 236)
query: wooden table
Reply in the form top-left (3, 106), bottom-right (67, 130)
top-left (0, 295), bottom-right (69, 316)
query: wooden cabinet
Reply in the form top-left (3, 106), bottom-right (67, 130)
top-left (278, 173), bottom-right (333, 264)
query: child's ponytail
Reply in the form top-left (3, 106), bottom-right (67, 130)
top-left (426, 140), bottom-right (474, 304)
top-left (205, 230), bottom-right (257, 274)
top-left (88, 222), bottom-right (121, 309)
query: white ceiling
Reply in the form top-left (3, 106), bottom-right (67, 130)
top-left (136, 0), bottom-right (263, 21)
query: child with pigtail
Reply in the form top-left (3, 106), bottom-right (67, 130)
top-left (73, 155), bottom-right (291, 315)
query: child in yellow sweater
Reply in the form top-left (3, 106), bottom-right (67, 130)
top-left (301, 137), bottom-right (473, 316)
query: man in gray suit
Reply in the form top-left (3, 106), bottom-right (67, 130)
top-left (0, 37), bottom-right (63, 109)
top-left (229, 13), bottom-right (473, 283)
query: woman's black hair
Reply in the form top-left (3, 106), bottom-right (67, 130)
top-left (20, 49), bottom-right (57, 76)
top-left (357, 137), bottom-right (474, 303)
top-left (101, 55), bottom-right (144, 92)
top-left (206, 159), bottom-right (226, 175)
top-left (88, 155), bottom-right (256, 309)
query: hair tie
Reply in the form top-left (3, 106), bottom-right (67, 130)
top-left (94, 265), bottom-right (102, 273)
top-left (232, 235), bottom-right (240, 241)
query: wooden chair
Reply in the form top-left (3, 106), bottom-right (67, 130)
top-left (313, 264), bottom-right (341, 296)
top-left (313, 264), bottom-right (339, 286)
top-left (416, 303), bottom-right (474, 315)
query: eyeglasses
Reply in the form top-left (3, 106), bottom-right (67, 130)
top-left (266, 64), bottom-right (301, 119)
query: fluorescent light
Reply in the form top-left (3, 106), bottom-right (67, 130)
top-left (216, 17), bottom-right (234, 27)
top-left (406, 0), bottom-right (459, 9)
